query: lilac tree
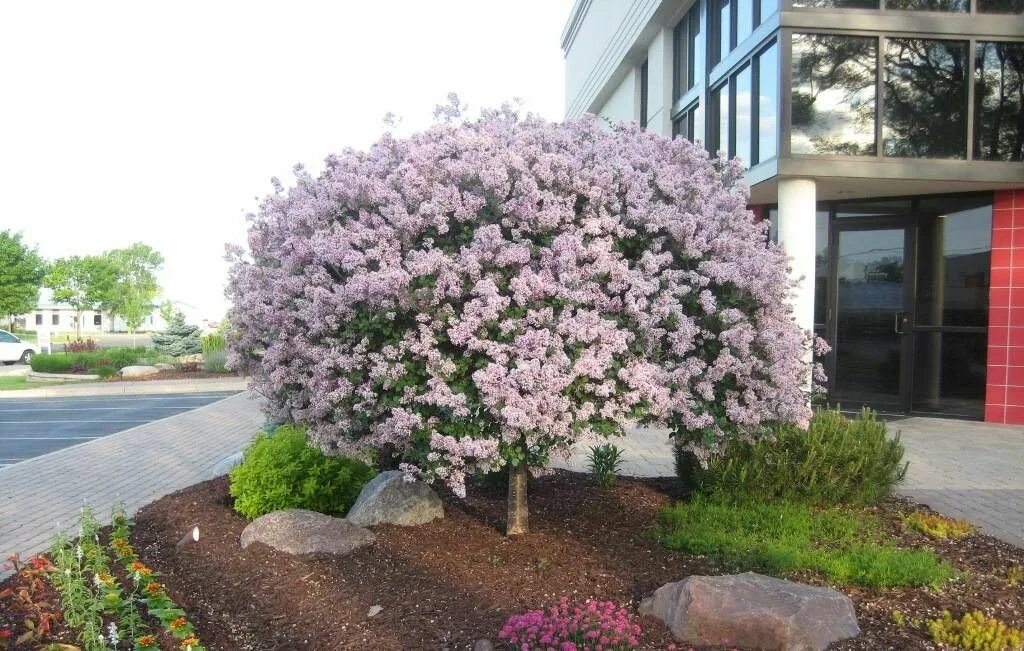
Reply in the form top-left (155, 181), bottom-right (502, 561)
top-left (226, 100), bottom-right (819, 534)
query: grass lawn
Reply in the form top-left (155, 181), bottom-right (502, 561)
top-left (656, 496), bottom-right (954, 588)
top-left (0, 375), bottom-right (71, 391)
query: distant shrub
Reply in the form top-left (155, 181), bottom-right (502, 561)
top-left (202, 349), bottom-right (228, 373)
top-left (691, 408), bottom-right (908, 506)
top-left (65, 338), bottom-right (98, 353)
top-left (498, 597), bottom-right (642, 650)
top-left (201, 332), bottom-right (225, 355)
top-left (93, 366), bottom-right (117, 379)
top-left (928, 610), bottom-right (1023, 651)
top-left (587, 443), bottom-right (625, 488)
top-left (30, 348), bottom-right (146, 374)
top-left (229, 425), bottom-right (376, 519)
top-left (905, 512), bottom-right (975, 540)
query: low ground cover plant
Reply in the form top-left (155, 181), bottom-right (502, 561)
top-left (927, 610), bottom-right (1023, 651)
top-left (229, 425), bottom-right (376, 519)
top-left (691, 408), bottom-right (907, 506)
top-left (30, 347), bottom-right (150, 375)
top-left (0, 553), bottom-right (60, 647)
top-left (498, 597), bottom-right (644, 650)
top-left (905, 511), bottom-right (976, 540)
top-left (656, 497), bottom-right (953, 588)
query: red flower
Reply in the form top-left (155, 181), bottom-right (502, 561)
top-left (0, 628), bottom-right (11, 639)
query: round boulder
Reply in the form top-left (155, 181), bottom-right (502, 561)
top-left (639, 572), bottom-right (860, 651)
top-left (239, 509), bottom-right (375, 555)
top-left (346, 470), bottom-right (444, 527)
top-left (119, 365), bottom-right (160, 378)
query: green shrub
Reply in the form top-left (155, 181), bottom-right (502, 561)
top-left (692, 408), bottom-right (908, 506)
top-left (201, 332), bottom-right (226, 355)
top-left (928, 610), bottom-right (1023, 651)
top-left (30, 353), bottom-right (75, 373)
top-left (905, 511), bottom-right (975, 540)
top-left (656, 497), bottom-right (953, 588)
top-left (228, 425), bottom-right (376, 519)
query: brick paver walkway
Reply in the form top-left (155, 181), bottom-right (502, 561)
top-left (556, 417), bottom-right (1024, 548)
top-left (0, 391), bottom-right (263, 577)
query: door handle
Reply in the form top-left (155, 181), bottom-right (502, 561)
top-left (894, 311), bottom-right (908, 335)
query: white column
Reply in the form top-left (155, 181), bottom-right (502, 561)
top-left (777, 178), bottom-right (817, 382)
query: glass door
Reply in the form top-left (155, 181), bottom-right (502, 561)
top-left (829, 224), bottom-right (914, 413)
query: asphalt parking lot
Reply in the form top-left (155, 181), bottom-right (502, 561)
top-left (0, 392), bottom-right (238, 468)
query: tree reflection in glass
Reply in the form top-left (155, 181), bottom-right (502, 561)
top-left (885, 0), bottom-right (967, 11)
top-left (791, 33), bottom-right (877, 155)
top-left (883, 38), bottom-right (968, 159)
top-left (974, 41), bottom-right (1024, 161)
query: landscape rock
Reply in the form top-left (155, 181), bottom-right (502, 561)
top-left (119, 365), bottom-right (160, 378)
top-left (180, 353), bottom-right (204, 364)
top-left (154, 362), bottom-right (175, 371)
top-left (239, 509), bottom-right (375, 555)
top-left (473, 640), bottom-right (495, 651)
top-left (639, 572), bottom-right (860, 651)
top-left (367, 605), bottom-right (383, 618)
top-left (210, 451), bottom-right (244, 478)
top-left (346, 470), bottom-right (444, 527)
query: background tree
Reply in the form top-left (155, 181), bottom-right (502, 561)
top-left (43, 255), bottom-right (117, 339)
top-left (103, 243), bottom-right (164, 346)
top-left (0, 230), bottom-right (46, 331)
top-left (151, 310), bottom-right (202, 357)
top-left (227, 101), bottom-right (819, 535)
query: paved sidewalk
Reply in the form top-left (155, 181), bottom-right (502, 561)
top-left (556, 417), bottom-right (1024, 548)
top-left (0, 376), bottom-right (248, 399)
top-left (0, 391), bottom-right (263, 578)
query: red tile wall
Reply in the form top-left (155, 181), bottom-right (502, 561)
top-left (986, 189), bottom-right (1024, 424)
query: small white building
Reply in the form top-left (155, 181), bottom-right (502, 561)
top-left (9, 290), bottom-right (203, 335)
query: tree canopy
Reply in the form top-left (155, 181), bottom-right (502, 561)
top-left (227, 102), bottom-right (820, 533)
top-left (0, 230), bottom-right (45, 329)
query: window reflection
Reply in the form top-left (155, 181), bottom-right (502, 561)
top-left (712, 83), bottom-right (730, 154)
top-left (716, 0), bottom-right (732, 63)
top-left (757, 41), bottom-right (779, 162)
top-left (673, 4), bottom-right (704, 101)
top-left (883, 38), bottom-right (968, 159)
top-left (791, 34), bottom-right (877, 156)
top-left (735, 64), bottom-right (752, 164)
top-left (792, 0), bottom-right (878, 7)
top-left (978, 0), bottom-right (1024, 12)
top-left (974, 41), bottom-right (1024, 161)
top-left (759, 0), bottom-right (779, 20)
top-left (886, 0), bottom-right (967, 10)
top-left (737, 0), bottom-right (753, 45)
top-left (915, 196), bottom-right (992, 327)
top-left (672, 103), bottom-right (704, 143)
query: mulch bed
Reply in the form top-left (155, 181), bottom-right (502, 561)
top-left (126, 473), bottom-right (1024, 651)
top-left (4, 472), bottom-right (1023, 649)
top-left (104, 370), bottom-right (238, 382)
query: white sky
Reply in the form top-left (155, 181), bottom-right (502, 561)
top-left (0, 1), bottom-right (572, 321)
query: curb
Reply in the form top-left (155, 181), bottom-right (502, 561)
top-left (0, 377), bottom-right (249, 399)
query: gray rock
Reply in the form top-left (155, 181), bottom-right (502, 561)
top-left (639, 572), bottom-right (860, 651)
top-left (239, 509), bottom-right (375, 555)
top-left (211, 451), bottom-right (244, 477)
top-left (473, 640), bottom-right (495, 651)
top-left (346, 470), bottom-right (444, 527)
top-left (119, 365), bottom-right (159, 378)
top-left (154, 362), bottom-right (175, 371)
top-left (367, 605), bottom-right (383, 618)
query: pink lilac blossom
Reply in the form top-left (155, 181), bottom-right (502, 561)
top-left (226, 98), bottom-right (822, 493)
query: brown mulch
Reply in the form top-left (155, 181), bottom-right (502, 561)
top-left (104, 370), bottom-right (238, 382)
top-left (4, 473), bottom-right (1023, 650)
top-left (122, 473), bottom-right (1024, 651)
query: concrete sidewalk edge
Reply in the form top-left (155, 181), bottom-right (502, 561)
top-left (0, 376), bottom-right (250, 399)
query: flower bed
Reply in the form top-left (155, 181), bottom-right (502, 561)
top-left (4, 472), bottom-right (1019, 650)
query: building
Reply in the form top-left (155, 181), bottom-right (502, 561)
top-left (8, 290), bottom-right (200, 336)
top-left (562, 0), bottom-right (1024, 423)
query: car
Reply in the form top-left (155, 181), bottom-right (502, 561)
top-left (0, 329), bottom-right (40, 364)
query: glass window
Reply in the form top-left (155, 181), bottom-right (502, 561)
top-left (690, 103), bottom-right (705, 142)
top-left (974, 41), bottom-right (1024, 161)
top-left (34, 314), bottom-right (42, 326)
top-left (716, 0), bottom-right (732, 64)
top-left (791, 33), bottom-right (877, 156)
top-left (886, 0), bottom-right (967, 10)
top-left (883, 38), bottom-right (968, 159)
top-left (639, 60), bottom-right (649, 128)
top-left (735, 64), bottom-right (753, 164)
top-left (712, 83), bottom-right (730, 153)
top-left (757, 41), bottom-right (779, 162)
top-left (0, 331), bottom-right (16, 343)
top-left (836, 199), bottom-right (912, 218)
top-left (759, 0), bottom-right (779, 21)
top-left (674, 5), bottom-right (705, 100)
top-left (52, 314), bottom-right (59, 326)
top-left (792, 0), bottom-right (878, 7)
top-left (915, 196), bottom-right (992, 328)
top-left (737, 0), bottom-right (753, 45)
top-left (978, 0), bottom-right (1024, 11)
top-left (93, 314), bottom-right (102, 326)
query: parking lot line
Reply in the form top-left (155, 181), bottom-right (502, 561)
top-left (0, 420), bottom-right (152, 424)
top-left (0, 407), bottom-right (194, 412)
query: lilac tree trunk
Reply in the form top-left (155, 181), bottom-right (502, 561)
top-left (506, 460), bottom-right (529, 535)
